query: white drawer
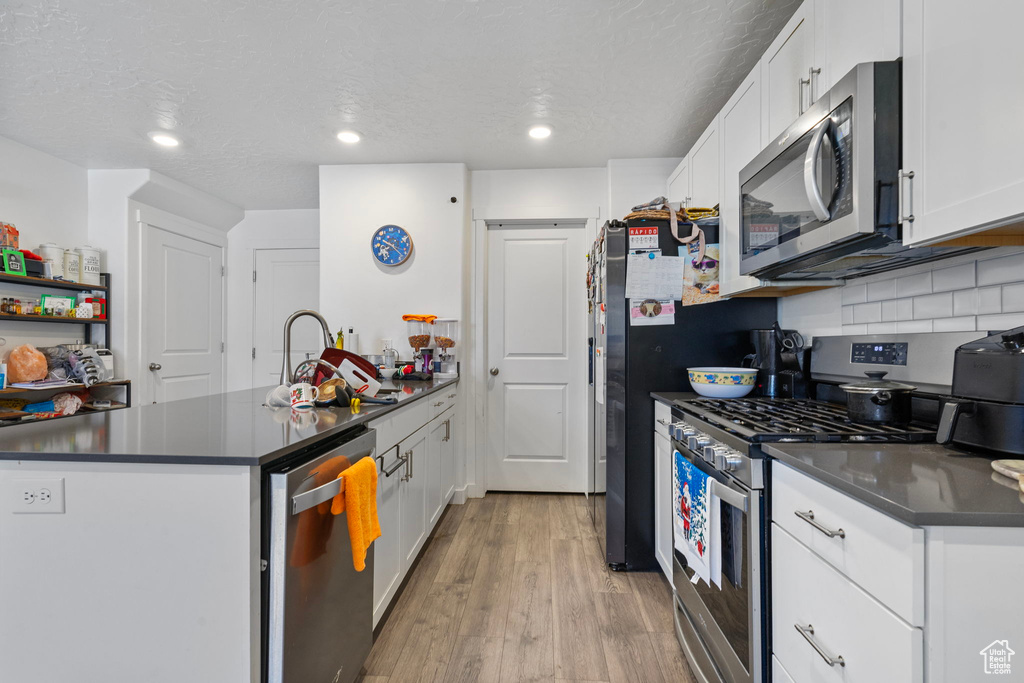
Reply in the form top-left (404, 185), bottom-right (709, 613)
top-left (772, 463), bottom-right (924, 625)
top-left (654, 400), bottom-right (672, 439)
top-left (370, 400), bottom-right (430, 456)
top-left (429, 386), bottom-right (457, 419)
top-left (772, 525), bottom-right (923, 683)
top-left (772, 656), bottom-right (797, 683)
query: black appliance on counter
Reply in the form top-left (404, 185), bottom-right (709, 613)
top-left (588, 219), bottom-right (777, 571)
top-left (938, 325), bottom-right (1024, 455)
top-left (667, 331), bottom-right (977, 683)
top-left (748, 326), bottom-right (807, 398)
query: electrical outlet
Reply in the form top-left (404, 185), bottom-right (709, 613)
top-left (11, 478), bottom-right (65, 514)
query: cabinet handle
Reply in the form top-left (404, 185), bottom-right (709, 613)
top-left (899, 169), bottom-right (916, 224)
top-left (444, 418), bottom-right (451, 442)
top-left (401, 449), bottom-right (413, 481)
top-left (794, 509), bottom-right (846, 539)
top-left (448, 393), bottom-right (456, 399)
top-left (434, 401), bottom-right (444, 407)
top-left (794, 624), bottom-right (845, 667)
top-left (808, 66), bottom-right (821, 103)
top-left (656, 418), bottom-right (671, 427)
top-left (383, 448), bottom-right (408, 478)
top-left (798, 76), bottom-right (810, 115)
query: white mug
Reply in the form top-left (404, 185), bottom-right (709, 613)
top-left (289, 382), bottom-right (319, 410)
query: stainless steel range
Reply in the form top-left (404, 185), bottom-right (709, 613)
top-left (667, 331), bottom-right (978, 683)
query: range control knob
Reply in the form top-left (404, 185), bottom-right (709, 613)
top-left (688, 435), bottom-right (710, 451)
top-left (714, 451), bottom-right (744, 472)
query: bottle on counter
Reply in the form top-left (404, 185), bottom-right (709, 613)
top-left (348, 328), bottom-right (359, 355)
top-left (335, 327), bottom-right (344, 350)
top-left (382, 339), bottom-right (398, 369)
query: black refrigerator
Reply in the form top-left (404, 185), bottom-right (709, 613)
top-left (589, 219), bottom-right (776, 570)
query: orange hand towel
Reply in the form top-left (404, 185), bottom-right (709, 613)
top-left (331, 456), bottom-right (382, 572)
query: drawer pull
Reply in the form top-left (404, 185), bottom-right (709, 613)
top-left (794, 623), bottom-right (845, 668)
top-left (434, 401), bottom-right (444, 407)
top-left (656, 418), bottom-right (671, 426)
top-left (795, 509), bottom-right (846, 539)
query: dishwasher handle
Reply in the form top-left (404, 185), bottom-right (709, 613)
top-left (289, 430), bottom-right (376, 515)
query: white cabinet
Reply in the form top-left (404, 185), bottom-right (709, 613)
top-left (813, 0), bottom-right (900, 96)
top-left (689, 119), bottom-right (721, 210)
top-left (667, 157), bottom-right (690, 207)
top-left (427, 415), bottom-right (446, 528)
top-left (654, 430), bottom-right (673, 586)
top-left (441, 409), bottom-right (456, 504)
top-left (373, 445), bottom-right (405, 627)
top-left (399, 425), bottom-right (429, 568)
top-left (902, 0), bottom-right (1024, 245)
top-left (761, 1), bottom-right (816, 142)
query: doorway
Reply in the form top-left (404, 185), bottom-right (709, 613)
top-left (251, 248), bottom-right (321, 388)
top-left (485, 223), bottom-right (588, 492)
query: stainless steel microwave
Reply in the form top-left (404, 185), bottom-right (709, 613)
top-left (737, 61), bottom-right (948, 280)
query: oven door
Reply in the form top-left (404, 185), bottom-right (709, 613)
top-left (672, 444), bottom-right (765, 683)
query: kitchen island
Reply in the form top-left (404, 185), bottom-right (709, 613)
top-left (0, 376), bottom-right (459, 683)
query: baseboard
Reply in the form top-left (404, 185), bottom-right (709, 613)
top-left (465, 482), bottom-right (485, 499)
top-left (452, 486), bottom-right (468, 505)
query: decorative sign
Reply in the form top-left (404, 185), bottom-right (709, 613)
top-left (628, 225), bottom-right (659, 251)
top-left (2, 249), bottom-right (25, 276)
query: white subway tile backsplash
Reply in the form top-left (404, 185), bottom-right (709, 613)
top-left (1003, 283), bottom-right (1024, 313)
top-left (853, 302), bottom-right (882, 324)
top-left (842, 324), bottom-right (868, 335)
top-left (842, 283), bottom-right (867, 305)
top-left (931, 262), bottom-right (975, 292)
top-left (977, 312), bottom-right (1024, 332)
top-left (866, 279), bottom-right (896, 302)
top-left (881, 300), bottom-right (897, 322)
top-left (913, 292), bottom-right (953, 320)
top-left (896, 320), bottom-right (933, 333)
top-left (867, 322), bottom-right (897, 334)
top-left (978, 287), bottom-right (1003, 314)
top-left (896, 299), bottom-right (914, 321)
top-left (953, 290), bottom-right (978, 316)
top-left (842, 305), bottom-right (854, 324)
top-left (978, 251), bottom-right (1024, 286)
top-left (933, 317), bottom-right (976, 332)
top-left (896, 272), bottom-right (932, 298)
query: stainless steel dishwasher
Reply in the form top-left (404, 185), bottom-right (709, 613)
top-left (265, 427), bottom-right (376, 683)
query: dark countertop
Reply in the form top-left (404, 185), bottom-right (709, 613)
top-left (651, 391), bottom-right (700, 404)
top-left (765, 442), bottom-right (1024, 527)
top-left (0, 377), bottom-right (458, 467)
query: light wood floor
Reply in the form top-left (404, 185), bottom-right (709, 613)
top-left (360, 493), bottom-right (696, 683)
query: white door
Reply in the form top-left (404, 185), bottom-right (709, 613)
top-left (720, 67), bottom-right (767, 296)
top-left (373, 447), bottom-right (403, 628)
top-left (689, 117), bottom-right (721, 209)
top-left (145, 226), bottom-right (224, 403)
top-left (486, 224), bottom-right (587, 492)
top-left (654, 431), bottom-right (673, 584)
top-left (902, 0), bottom-right (1024, 245)
top-left (761, 1), bottom-right (815, 142)
top-left (399, 426), bottom-right (428, 568)
top-left (426, 416), bottom-right (445, 528)
top-left (667, 157), bottom-right (691, 207)
top-left (252, 248), bottom-right (320, 388)
top-left (441, 410), bottom-right (456, 503)
top-left (814, 0), bottom-right (901, 96)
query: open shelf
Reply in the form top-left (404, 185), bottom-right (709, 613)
top-left (0, 314), bottom-right (107, 325)
top-left (0, 272), bottom-right (107, 292)
top-left (0, 379), bottom-right (129, 396)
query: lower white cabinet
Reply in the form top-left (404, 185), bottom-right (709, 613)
top-left (398, 425), bottom-right (429, 568)
top-left (373, 445), bottom-right (405, 626)
top-left (654, 430), bottom-right (673, 586)
top-left (427, 415), bottom-right (446, 528)
top-left (441, 409), bottom-right (456, 503)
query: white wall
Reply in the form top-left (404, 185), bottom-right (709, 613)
top-left (471, 167), bottom-right (608, 219)
top-left (606, 158), bottom-right (683, 222)
top-left (778, 248), bottom-right (1024, 340)
top-left (319, 163), bottom-right (468, 358)
top-left (224, 209), bottom-right (320, 391)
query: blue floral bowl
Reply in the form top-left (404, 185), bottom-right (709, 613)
top-left (687, 367), bottom-right (758, 398)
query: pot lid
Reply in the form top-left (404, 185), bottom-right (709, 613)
top-left (839, 371), bottom-right (917, 394)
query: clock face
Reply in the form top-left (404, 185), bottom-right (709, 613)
top-left (371, 225), bottom-right (413, 266)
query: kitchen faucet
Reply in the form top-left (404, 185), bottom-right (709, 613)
top-left (280, 309), bottom-right (335, 385)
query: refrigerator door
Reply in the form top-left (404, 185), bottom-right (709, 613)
top-left (266, 428), bottom-right (376, 683)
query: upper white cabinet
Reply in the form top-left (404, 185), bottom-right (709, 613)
top-left (902, 0), bottom-right (1024, 245)
top-left (689, 120), bottom-right (721, 210)
top-left (667, 156), bottom-right (690, 207)
top-left (761, 2), bottom-right (815, 142)
top-left (813, 0), bottom-right (901, 96)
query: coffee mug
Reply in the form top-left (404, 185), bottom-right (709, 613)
top-left (289, 382), bottom-right (319, 410)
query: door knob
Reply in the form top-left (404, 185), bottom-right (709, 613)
top-left (489, 367), bottom-right (499, 376)
top-left (149, 363), bottom-right (162, 371)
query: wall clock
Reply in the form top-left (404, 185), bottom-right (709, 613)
top-left (371, 225), bottom-right (414, 266)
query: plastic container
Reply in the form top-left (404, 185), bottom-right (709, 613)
top-left (75, 245), bottom-right (101, 285)
top-left (382, 339), bottom-right (399, 369)
top-left (407, 320), bottom-right (432, 351)
top-left (432, 319), bottom-right (459, 352)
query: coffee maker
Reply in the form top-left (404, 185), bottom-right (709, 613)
top-left (749, 326), bottom-right (808, 398)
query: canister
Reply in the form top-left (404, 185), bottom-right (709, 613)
top-left (63, 250), bottom-right (80, 283)
top-left (37, 243), bottom-right (64, 280)
top-left (75, 245), bottom-right (101, 285)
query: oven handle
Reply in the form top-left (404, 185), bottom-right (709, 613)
top-left (803, 118), bottom-right (833, 221)
top-left (711, 480), bottom-right (749, 513)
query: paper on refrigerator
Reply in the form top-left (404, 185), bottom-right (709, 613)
top-left (625, 251), bottom-right (684, 301)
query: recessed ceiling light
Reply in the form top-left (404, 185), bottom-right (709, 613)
top-left (528, 125), bottom-right (552, 139)
top-left (336, 131), bottom-right (361, 144)
top-left (148, 132), bottom-right (180, 147)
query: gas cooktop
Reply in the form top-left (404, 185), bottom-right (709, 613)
top-left (676, 398), bottom-right (935, 444)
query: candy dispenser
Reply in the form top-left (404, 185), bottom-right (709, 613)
top-left (433, 318), bottom-right (459, 377)
top-left (406, 318), bottom-right (433, 373)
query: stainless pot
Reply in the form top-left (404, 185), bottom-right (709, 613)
top-left (839, 371), bottom-right (916, 425)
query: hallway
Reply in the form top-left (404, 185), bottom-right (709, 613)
top-left (360, 493), bottom-right (695, 683)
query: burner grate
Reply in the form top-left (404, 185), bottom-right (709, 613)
top-left (679, 398), bottom-right (935, 443)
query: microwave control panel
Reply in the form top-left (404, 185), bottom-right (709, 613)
top-left (851, 342), bottom-right (908, 366)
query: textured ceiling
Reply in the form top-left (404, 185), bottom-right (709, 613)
top-left (0, 0), bottom-right (800, 209)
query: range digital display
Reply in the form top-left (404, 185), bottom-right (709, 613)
top-left (851, 342), bottom-right (908, 365)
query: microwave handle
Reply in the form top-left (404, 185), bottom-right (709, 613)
top-left (803, 118), bottom-right (833, 222)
